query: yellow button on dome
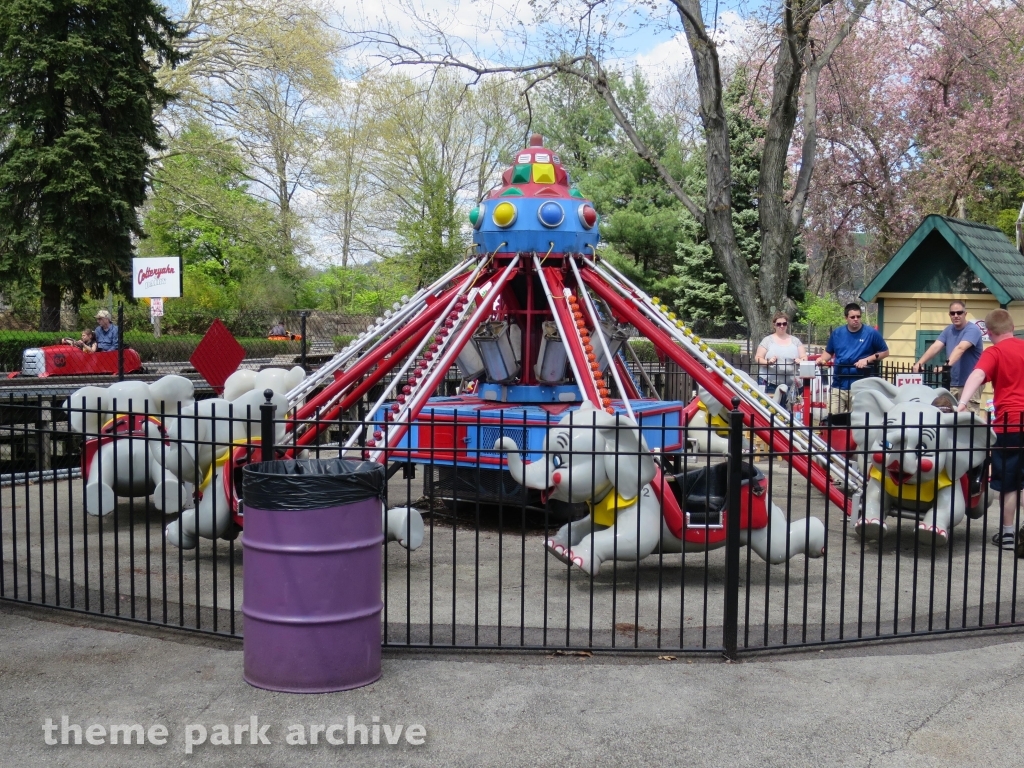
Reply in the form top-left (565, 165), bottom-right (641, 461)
top-left (492, 201), bottom-right (517, 227)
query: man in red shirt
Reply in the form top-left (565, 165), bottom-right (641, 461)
top-left (957, 308), bottom-right (1024, 551)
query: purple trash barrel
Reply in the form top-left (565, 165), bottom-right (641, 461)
top-left (241, 458), bottom-right (385, 693)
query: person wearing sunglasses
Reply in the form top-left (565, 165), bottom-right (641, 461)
top-left (755, 311), bottom-right (806, 409)
top-left (911, 300), bottom-right (984, 414)
top-left (817, 302), bottom-right (888, 413)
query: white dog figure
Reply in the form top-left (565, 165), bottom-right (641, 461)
top-left (382, 507), bottom-right (425, 550)
top-left (496, 402), bottom-right (825, 575)
top-left (850, 383), bottom-right (993, 545)
top-left (66, 375), bottom-right (195, 516)
top-left (157, 366), bottom-right (306, 548)
top-left (154, 365), bottom-right (424, 551)
top-left (686, 388), bottom-right (732, 454)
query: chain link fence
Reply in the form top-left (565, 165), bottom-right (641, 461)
top-left (0, 306), bottom-right (376, 377)
top-left (3, 308), bottom-right (752, 377)
top-left (0, 308), bottom-right (871, 405)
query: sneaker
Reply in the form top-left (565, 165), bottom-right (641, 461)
top-left (992, 531), bottom-right (1016, 550)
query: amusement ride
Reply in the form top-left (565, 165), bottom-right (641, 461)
top-left (71, 134), bottom-right (865, 555)
top-left (273, 134), bottom-right (863, 517)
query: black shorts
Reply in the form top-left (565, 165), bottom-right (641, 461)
top-left (990, 432), bottom-right (1024, 494)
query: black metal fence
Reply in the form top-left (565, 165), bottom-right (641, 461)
top-left (619, 357), bottom-right (952, 411)
top-left (2, 391), bottom-right (1021, 655)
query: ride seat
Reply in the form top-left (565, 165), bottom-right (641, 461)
top-left (822, 413), bottom-right (851, 427)
top-left (668, 462), bottom-right (763, 525)
top-left (967, 458), bottom-right (989, 497)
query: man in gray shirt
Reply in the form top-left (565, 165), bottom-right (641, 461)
top-left (93, 308), bottom-right (120, 351)
top-left (912, 299), bottom-right (985, 413)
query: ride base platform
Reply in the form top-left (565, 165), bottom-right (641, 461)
top-left (380, 395), bottom-right (685, 468)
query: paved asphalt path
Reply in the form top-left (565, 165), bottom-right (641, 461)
top-left (3, 604), bottom-right (1024, 767)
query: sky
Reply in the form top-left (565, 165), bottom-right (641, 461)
top-left (158, 0), bottom-right (764, 265)
top-left (328, 0), bottom-right (760, 84)
top-left (163, 0), bottom-right (761, 85)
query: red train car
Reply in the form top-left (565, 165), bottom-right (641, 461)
top-left (18, 346), bottom-right (142, 377)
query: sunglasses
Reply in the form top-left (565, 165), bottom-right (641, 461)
top-left (949, 310), bottom-right (965, 316)
top-left (775, 321), bottom-right (788, 327)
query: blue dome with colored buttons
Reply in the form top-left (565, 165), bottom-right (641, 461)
top-left (471, 134), bottom-right (600, 255)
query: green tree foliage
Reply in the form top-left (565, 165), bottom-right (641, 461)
top-left (0, 0), bottom-right (181, 328)
top-left (536, 67), bottom-right (804, 326)
top-left (140, 122), bottom-right (299, 313)
top-left (798, 294), bottom-right (845, 328)
top-left (164, 0), bottom-right (341, 261)
top-left (534, 71), bottom-right (687, 279)
top-left (316, 79), bottom-right (376, 268)
top-left (531, 72), bottom-right (616, 173)
top-left (660, 70), bottom-right (806, 323)
top-left (395, 167), bottom-right (464, 287)
top-left (965, 164), bottom-right (1024, 241)
top-left (368, 72), bottom-right (525, 286)
top-left (296, 257), bottom-right (417, 317)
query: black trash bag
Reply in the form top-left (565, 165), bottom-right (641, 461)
top-left (242, 459), bottom-right (386, 511)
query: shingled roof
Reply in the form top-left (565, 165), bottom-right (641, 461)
top-left (861, 215), bottom-right (1024, 306)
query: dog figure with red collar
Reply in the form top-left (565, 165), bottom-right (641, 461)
top-left (494, 402), bottom-right (825, 576)
top-left (850, 384), bottom-right (993, 546)
top-left (66, 376), bottom-right (196, 516)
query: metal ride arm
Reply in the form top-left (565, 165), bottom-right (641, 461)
top-left (612, 356), bottom-right (642, 400)
top-left (585, 261), bottom-right (858, 509)
top-left (268, 262), bottom-right (475, 456)
top-left (285, 255), bottom-right (479, 406)
top-left (535, 259), bottom-right (603, 408)
top-left (585, 255), bottom-right (860, 475)
top-left (292, 282), bottom-right (467, 423)
top-left (289, 320), bottom-right (439, 450)
top-left (351, 254), bottom-right (501, 454)
top-left (352, 283), bottom-right (484, 451)
top-left (580, 263), bottom-right (857, 515)
top-left (278, 265), bottom-right (482, 451)
top-left (567, 254), bottom-right (636, 419)
top-left (367, 257), bottom-right (522, 464)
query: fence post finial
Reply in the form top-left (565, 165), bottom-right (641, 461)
top-left (261, 389), bottom-right (276, 461)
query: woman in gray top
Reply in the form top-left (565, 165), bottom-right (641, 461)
top-left (755, 311), bottom-right (806, 409)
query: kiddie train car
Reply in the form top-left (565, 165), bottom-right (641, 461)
top-left (18, 346), bottom-right (143, 378)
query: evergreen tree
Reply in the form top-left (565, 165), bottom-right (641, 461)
top-left (0, 0), bottom-right (180, 328)
top-left (662, 69), bottom-right (805, 325)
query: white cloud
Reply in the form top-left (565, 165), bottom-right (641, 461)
top-left (634, 32), bottom-right (692, 74)
top-left (631, 11), bottom-right (759, 88)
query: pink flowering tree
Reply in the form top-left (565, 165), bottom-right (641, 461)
top-left (909, 2), bottom-right (1024, 216)
top-left (803, 0), bottom-right (1024, 291)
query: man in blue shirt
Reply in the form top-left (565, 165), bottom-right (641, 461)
top-left (911, 300), bottom-right (985, 414)
top-left (817, 303), bottom-right (889, 413)
top-left (94, 309), bottom-right (120, 352)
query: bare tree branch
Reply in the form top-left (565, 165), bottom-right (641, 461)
top-left (790, 0), bottom-right (872, 229)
